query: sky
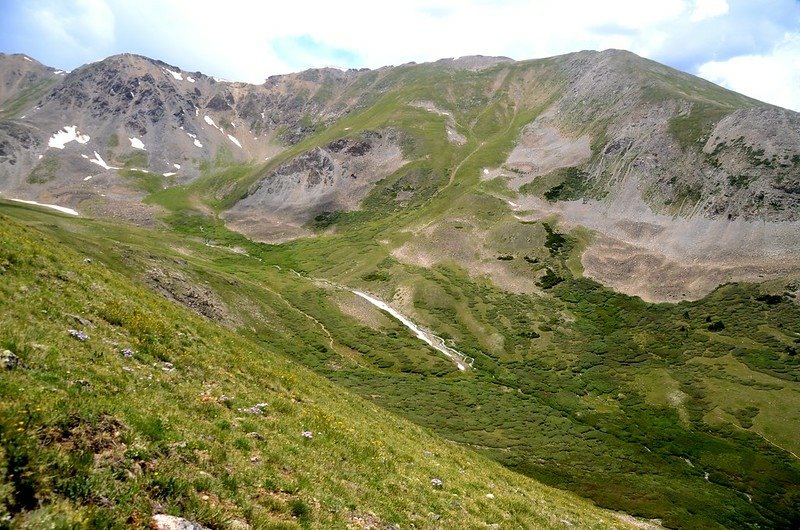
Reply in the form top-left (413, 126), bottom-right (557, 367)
top-left (0, 0), bottom-right (799, 111)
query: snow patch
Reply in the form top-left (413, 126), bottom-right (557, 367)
top-left (204, 115), bottom-right (219, 130)
top-left (163, 172), bottom-right (176, 177)
top-left (194, 138), bottom-right (203, 148)
top-left (186, 76), bottom-right (195, 83)
top-left (89, 151), bottom-right (119, 170)
top-left (80, 154), bottom-right (89, 159)
top-left (23, 56), bottom-right (32, 62)
top-left (129, 137), bottom-right (146, 150)
top-left (173, 163), bottom-right (181, 169)
top-left (54, 70), bottom-right (65, 75)
top-left (83, 176), bottom-right (92, 181)
top-left (38, 154), bottom-right (43, 160)
top-left (48, 126), bottom-right (90, 149)
top-left (353, 290), bottom-right (473, 371)
top-left (227, 134), bottom-right (242, 148)
top-left (164, 68), bottom-right (183, 80)
top-left (7, 198), bottom-right (78, 216)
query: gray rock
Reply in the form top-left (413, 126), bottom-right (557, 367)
top-left (0, 349), bottom-right (19, 369)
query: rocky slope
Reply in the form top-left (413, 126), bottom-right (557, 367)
top-left (0, 49), bottom-right (798, 300)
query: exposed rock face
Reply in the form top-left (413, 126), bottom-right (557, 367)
top-left (0, 54), bottom-right (376, 216)
top-left (145, 267), bottom-right (235, 325)
top-left (223, 129), bottom-right (405, 242)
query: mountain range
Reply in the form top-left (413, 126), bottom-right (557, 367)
top-left (1, 49), bottom-right (799, 529)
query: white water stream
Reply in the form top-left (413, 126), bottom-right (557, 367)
top-left (353, 290), bottom-right (473, 371)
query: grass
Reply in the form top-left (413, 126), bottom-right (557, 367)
top-left (0, 78), bottom-right (57, 120)
top-left (0, 212), bottom-right (637, 529)
top-left (5, 198), bottom-right (798, 529)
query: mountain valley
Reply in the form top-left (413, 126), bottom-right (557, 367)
top-left (0, 48), bottom-right (799, 528)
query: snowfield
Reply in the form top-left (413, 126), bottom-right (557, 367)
top-left (48, 126), bottom-right (90, 149)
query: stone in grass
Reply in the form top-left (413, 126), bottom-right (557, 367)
top-left (150, 514), bottom-right (210, 530)
top-left (68, 329), bottom-right (89, 341)
top-left (431, 478), bottom-right (443, 488)
top-left (238, 402), bottom-right (269, 415)
top-left (1, 350), bottom-right (20, 370)
top-left (301, 431), bottom-right (313, 439)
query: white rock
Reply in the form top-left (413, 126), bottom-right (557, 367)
top-left (150, 514), bottom-right (210, 530)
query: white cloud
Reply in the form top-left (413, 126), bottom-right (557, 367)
top-left (29, 0), bottom-right (115, 57)
top-left (697, 32), bottom-right (800, 111)
top-left (689, 0), bottom-right (729, 22)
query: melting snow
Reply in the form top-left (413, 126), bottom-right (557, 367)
top-left (164, 68), bottom-right (183, 81)
top-left (38, 154), bottom-right (43, 160)
top-left (89, 151), bottom-right (119, 170)
top-left (8, 199), bottom-right (78, 216)
top-left (186, 76), bottom-right (195, 83)
top-left (48, 126), bottom-right (90, 149)
top-left (194, 138), bottom-right (203, 148)
top-left (23, 56), bottom-right (32, 62)
top-left (163, 172), bottom-right (176, 177)
top-left (353, 290), bottom-right (472, 371)
top-left (83, 176), bottom-right (92, 181)
top-left (173, 163), bottom-right (181, 169)
top-left (54, 70), bottom-right (65, 75)
top-left (204, 115), bottom-right (219, 129)
top-left (129, 137), bottom-right (146, 150)
top-left (80, 154), bottom-right (89, 159)
top-left (227, 134), bottom-right (242, 148)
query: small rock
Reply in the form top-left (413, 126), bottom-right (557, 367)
top-left (239, 403), bottom-right (268, 415)
top-left (228, 520), bottom-right (251, 530)
top-left (301, 431), bottom-right (313, 439)
top-left (150, 514), bottom-right (210, 530)
top-left (245, 431), bottom-right (263, 440)
top-left (485, 493), bottom-right (495, 499)
top-left (83, 257), bottom-right (92, 263)
top-left (121, 348), bottom-right (135, 357)
top-left (68, 329), bottom-right (89, 341)
top-left (431, 478), bottom-right (443, 488)
top-left (1, 350), bottom-right (20, 370)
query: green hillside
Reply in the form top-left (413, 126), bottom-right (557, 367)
top-left (0, 210), bottom-right (647, 529)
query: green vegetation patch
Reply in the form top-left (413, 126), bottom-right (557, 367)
top-left (26, 155), bottom-right (59, 184)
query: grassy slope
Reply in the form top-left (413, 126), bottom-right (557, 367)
top-left (0, 210), bottom-right (641, 529)
top-left (84, 56), bottom-right (800, 528)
